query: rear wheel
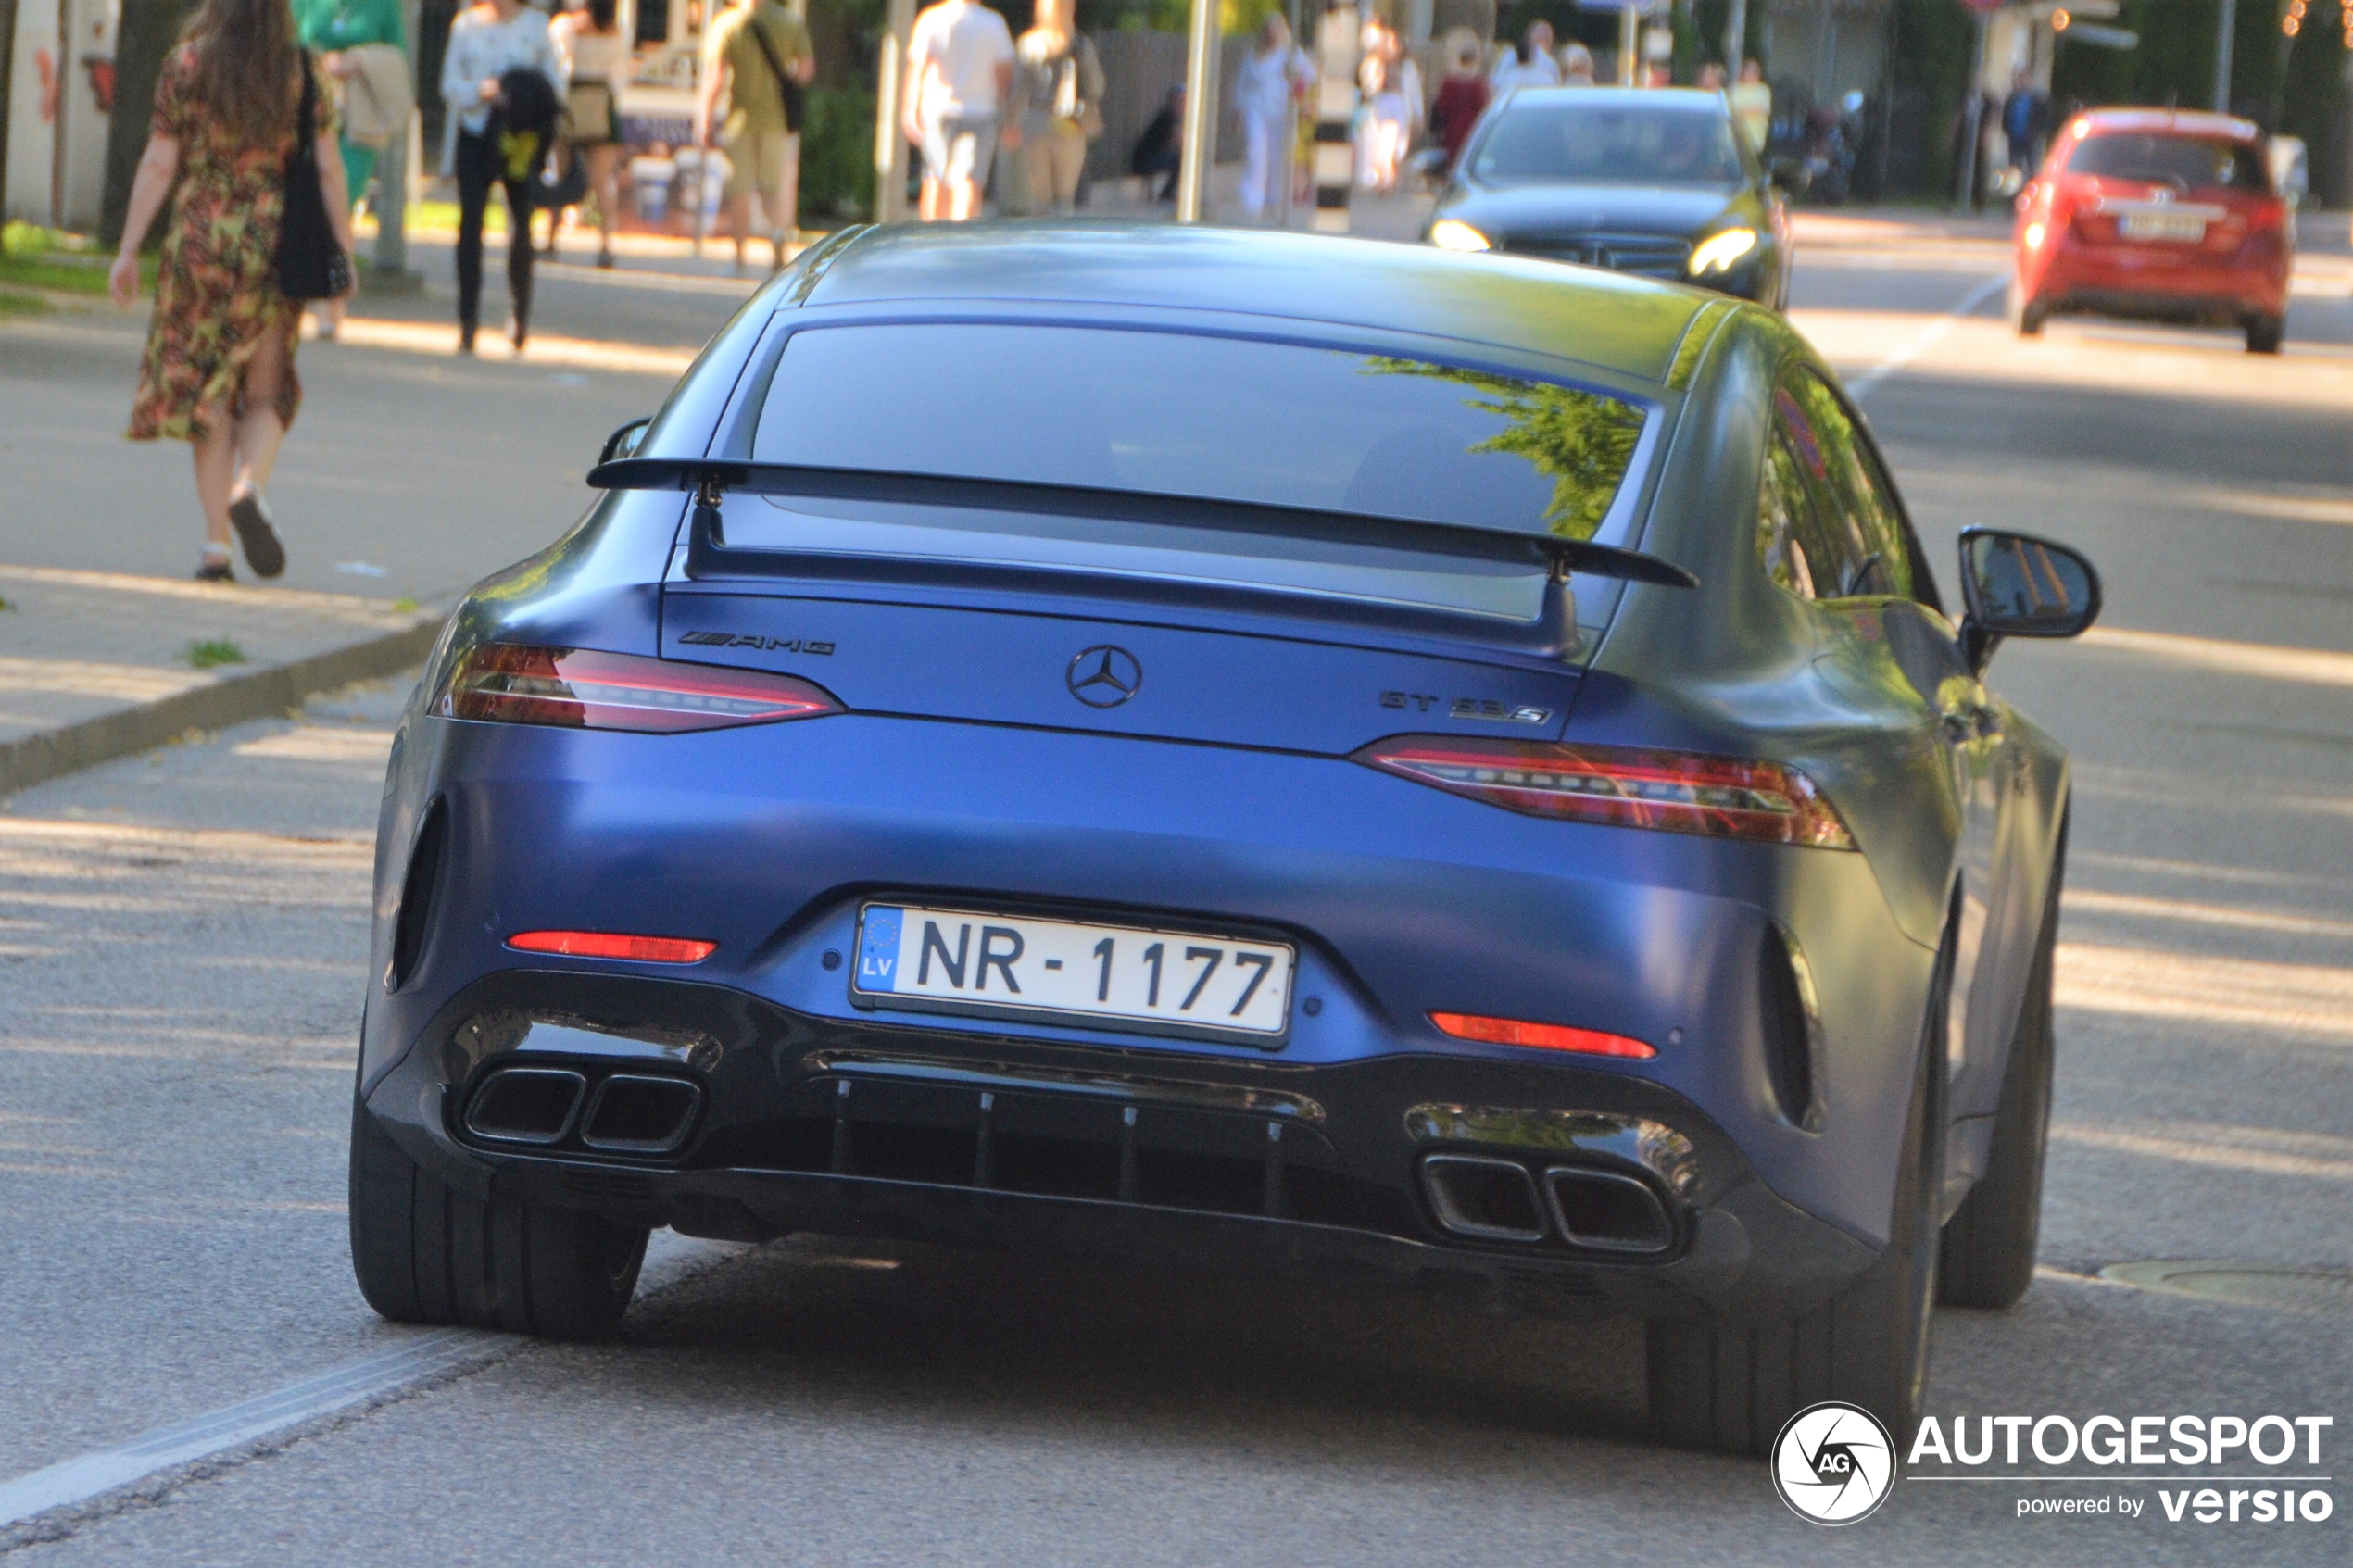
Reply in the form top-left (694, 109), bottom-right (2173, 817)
top-left (1646, 936), bottom-right (1948, 1455)
top-left (2245, 314), bottom-right (2284, 354)
top-left (2008, 281), bottom-right (2047, 336)
top-left (1940, 828), bottom-right (2064, 1308)
top-left (349, 1096), bottom-right (648, 1339)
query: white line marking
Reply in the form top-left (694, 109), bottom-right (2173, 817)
top-left (0, 1232), bottom-right (737, 1529)
top-left (1847, 273), bottom-right (2008, 402)
top-left (0, 1331), bottom-right (502, 1527)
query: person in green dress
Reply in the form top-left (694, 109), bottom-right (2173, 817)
top-left (294, 0), bottom-right (407, 205)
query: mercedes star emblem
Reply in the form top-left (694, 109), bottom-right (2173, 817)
top-left (1066, 645), bottom-right (1143, 708)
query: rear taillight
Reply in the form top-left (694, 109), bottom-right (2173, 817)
top-left (507, 930), bottom-right (716, 963)
top-left (437, 645), bottom-right (840, 734)
top-left (1356, 736), bottom-right (1855, 848)
top-left (1429, 1011), bottom-right (1656, 1059)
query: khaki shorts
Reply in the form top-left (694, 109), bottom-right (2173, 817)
top-left (723, 129), bottom-right (799, 202)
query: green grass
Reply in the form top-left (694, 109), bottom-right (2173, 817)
top-left (0, 595), bottom-right (16, 611)
top-left (0, 287), bottom-right (47, 315)
top-left (184, 639), bottom-right (246, 670)
top-left (0, 252), bottom-right (157, 296)
top-left (390, 597), bottom-right (419, 613)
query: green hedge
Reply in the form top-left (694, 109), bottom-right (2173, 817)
top-left (801, 86), bottom-right (878, 223)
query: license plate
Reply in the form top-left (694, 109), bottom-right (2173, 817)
top-left (2120, 212), bottom-right (2205, 243)
top-left (852, 904), bottom-right (1294, 1041)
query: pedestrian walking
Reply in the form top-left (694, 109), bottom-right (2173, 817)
top-left (1491, 20), bottom-right (1560, 93)
top-left (698, 0), bottom-right (814, 269)
top-left (294, 0), bottom-right (407, 339)
top-left (1730, 58), bottom-right (1770, 154)
top-left (2002, 69), bottom-right (2049, 182)
top-left (901, 0), bottom-right (1015, 221)
top-left (1355, 54), bottom-right (1411, 193)
top-left (1558, 42), bottom-right (1595, 86)
top-left (1233, 14), bottom-right (1311, 222)
top-left (110, 0), bottom-right (354, 583)
top-left (1428, 29), bottom-right (1488, 177)
top-left (440, 0), bottom-right (565, 353)
top-left (553, 0), bottom-right (628, 268)
top-left (1010, 0), bottom-right (1102, 218)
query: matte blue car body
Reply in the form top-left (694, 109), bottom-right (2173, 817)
top-left (360, 222), bottom-right (2068, 1318)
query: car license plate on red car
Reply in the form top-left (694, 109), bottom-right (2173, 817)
top-left (2120, 212), bottom-right (2206, 243)
top-left (852, 904), bottom-right (1295, 1039)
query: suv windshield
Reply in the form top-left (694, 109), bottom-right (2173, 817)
top-left (2067, 132), bottom-right (2267, 193)
top-left (738, 323), bottom-right (1653, 624)
top-left (1470, 100), bottom-right (1745, 186)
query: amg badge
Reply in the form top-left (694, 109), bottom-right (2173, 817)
top-left (677, 631), bottom-right (836, 655)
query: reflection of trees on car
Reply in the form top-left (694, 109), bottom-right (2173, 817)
top-left (1365, 358), bottom-right (1646, 540)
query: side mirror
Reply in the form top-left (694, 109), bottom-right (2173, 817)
top-left (1957, 527), bottom-right (2102, 672)
top-left (598, 417), bottom-right (652, 467)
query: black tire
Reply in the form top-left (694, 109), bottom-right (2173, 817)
top-left (1647, 935), bottom-right (1948, 1455)
top-left (349, 1096), bottom-right (648, 1339)
top-left (1939, 831), bottom-right (2064, 1309)
top-left (2008, 282), bottom-right (2046, 336)
top-left (2245, 314), bottom-right (2284, 354)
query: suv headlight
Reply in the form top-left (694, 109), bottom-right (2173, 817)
top-left (1428, 220), bottom-right (1492, 253)
top-left (1689, 227), bottom-right (1760, 275)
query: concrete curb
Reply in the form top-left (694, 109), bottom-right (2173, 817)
top-left (0, 616), bottom-right (444, 799)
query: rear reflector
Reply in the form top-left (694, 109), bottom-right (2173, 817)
top-left (1357, 736), bottom-right (1854, 849)
top-left (1429, 1011), bottom-right (1656, 1059)
top-left (439, 645), bottom-right (840, 734)
top-left (507, 930), bottom-right (717, 964)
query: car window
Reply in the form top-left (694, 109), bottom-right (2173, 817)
top-left (1775, 374), bottom-right (1913, 601)
top-left (1756, 428), bottom-right (1824, 599)
top-left (2065, 132), bottom-right (2268, 194)
top-left (1470, 101), bottom-right (1746, 186)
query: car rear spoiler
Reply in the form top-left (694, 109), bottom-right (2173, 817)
top-left (586, 457), bottom-right (1697, 659)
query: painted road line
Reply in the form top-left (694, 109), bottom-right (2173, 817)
top-left (1846, 273), bottom-right (2008, 402)
top-left (0, 1233), bottom-right (740, 1530)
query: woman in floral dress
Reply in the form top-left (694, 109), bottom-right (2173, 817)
top-left (110, 0), bottom-right (355, 582)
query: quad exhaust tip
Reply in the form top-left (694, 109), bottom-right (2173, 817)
top-left (1420, 1154), bottom-right (1674, 1254)
top-left (460, 1067), bottom-right (702, 1155)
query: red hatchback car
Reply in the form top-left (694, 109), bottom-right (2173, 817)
top-left (2011, 109), bottom-right (2292, 353)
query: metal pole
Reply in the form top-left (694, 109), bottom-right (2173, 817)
top-left (1620, 3), bottom-right (1640, 86)
top-left (2211, 0), bottom-right (2236, 113)
top-left (1724, 0), bottom-right (1746, 71)
top-left (873, 0), bottom-right (915, 221)
top-left (1176, 0), bottom-right (1221, 221)
top-left (1312, 3), bottom-right (1357, 232)
top-left (1956, 11), bottom-right (1986, 211)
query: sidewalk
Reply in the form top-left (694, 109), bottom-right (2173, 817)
top-left (0, 565), bottom-right (440, 798)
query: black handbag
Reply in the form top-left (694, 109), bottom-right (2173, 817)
top-left (745, 13), bottom-right (806, 134)
top-left (276, 53), bottom-right (352, 301)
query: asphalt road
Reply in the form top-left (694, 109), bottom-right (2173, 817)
top-left (2, 228), bottom-right (2349, 1564)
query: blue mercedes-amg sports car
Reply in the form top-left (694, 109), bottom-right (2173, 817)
top-left (349, 222), bottom-right (2100, 1455)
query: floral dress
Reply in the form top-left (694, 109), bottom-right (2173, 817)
top-left (128, 45), bottom-right (336, 444)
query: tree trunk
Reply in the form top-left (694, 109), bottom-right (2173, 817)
top-left (102, 0), bottom-right (199, 248)
top-left (0, 0), bottom-right (19, 220)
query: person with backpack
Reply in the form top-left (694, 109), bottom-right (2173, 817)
top-left (699, 0), bottom-right (815, 272)
top-left (440, 0), bottom-right (566, 352)
top-left (110, 0), bottom-right (355, 583)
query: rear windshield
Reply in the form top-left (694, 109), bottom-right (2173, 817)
top-left (738, 324), bottom-right (1651, 624)
top-left (1470, 101), bottom-right (1745, 186)
top-left (2066, 132), bottom-right (2267, 193)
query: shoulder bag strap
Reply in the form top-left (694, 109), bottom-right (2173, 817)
top-left (744, 12), bottom-right (803, 125)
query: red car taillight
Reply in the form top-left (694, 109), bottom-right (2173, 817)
top-left (437, 645), bottom-right (841, 734)
top-left (1356, 736), bottom-right (1856, 849)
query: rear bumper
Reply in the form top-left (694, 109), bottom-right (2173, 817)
top-left (361, 967), bottom-right (1879, 1322)
top-left (2022, 238), bottom-right (2287, 320)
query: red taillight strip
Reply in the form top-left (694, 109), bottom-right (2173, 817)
top-left (1356, 736), bottom-right (1855, 849)
top-left (1429, 1011), bottom-right (1656, 1059)
top-left (507, 931), bottom-right (717, 964)
top-left (438, 646), bottom-right (841, 734)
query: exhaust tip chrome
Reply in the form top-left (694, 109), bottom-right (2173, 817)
top-left (1420, 1153), bottom-right (1547, 1243)
top-left (462, 1067), bottom-right (588, 1145)
top-left (1543, 1166), bottom-right (1674, 1254)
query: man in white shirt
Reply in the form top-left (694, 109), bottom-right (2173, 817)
top-left (1491, 20), bottom-right (1562, 94)
top-left (900, 0), bottom-right (1016, 220)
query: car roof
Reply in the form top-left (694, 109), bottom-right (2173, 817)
top-left (2071, 108), bottom-right (2261, 143)
top-left (796, 220), bottom-right (1718, 388)
top-left (1497, 86), bottom-right (1730, 115)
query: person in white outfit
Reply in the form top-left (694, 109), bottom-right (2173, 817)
top-left (901, 0), bottom-right (1016, 221)
top-left (1234, 14), bottom-right (1313, 222)
top-left (1491, 20), bottom-right (1561, 92)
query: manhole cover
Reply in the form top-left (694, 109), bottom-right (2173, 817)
top-left (2099, 1261), bottom-right (2353, 1314)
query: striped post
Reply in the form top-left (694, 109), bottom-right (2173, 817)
top-left (1312, 4), bottom-right (1359, 232)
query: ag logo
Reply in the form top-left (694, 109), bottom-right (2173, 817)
top-left (1770, 1401), bottom-right (1895, 1525)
